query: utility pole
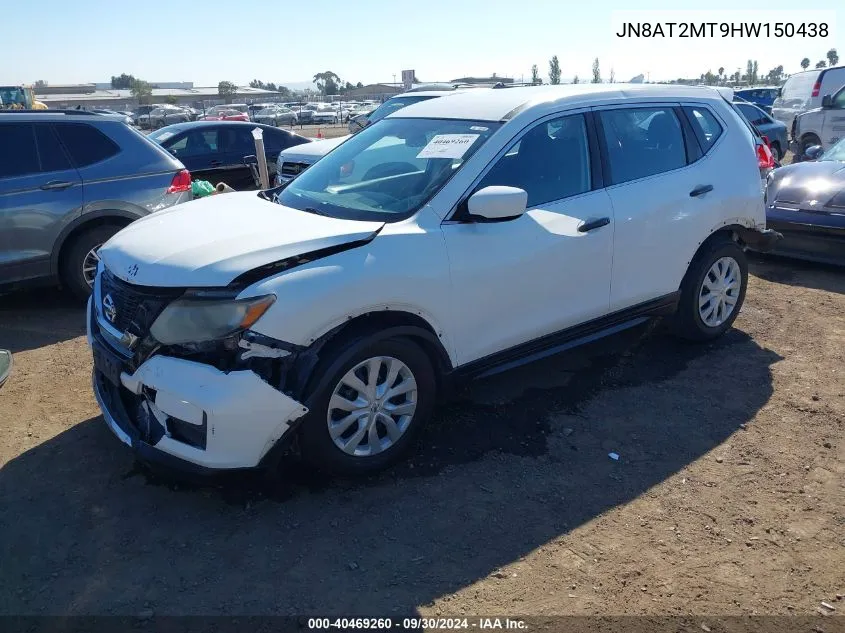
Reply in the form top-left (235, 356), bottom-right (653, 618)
top-left (393, 73), bottom-right (396, 87)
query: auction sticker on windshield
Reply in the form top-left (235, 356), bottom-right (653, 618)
top-left (416, 134), bottom-right (479, 159)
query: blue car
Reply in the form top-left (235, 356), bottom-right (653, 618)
top-left (735, 87), bottom-right (779, 114)
top-left (764, 136), bottom-right (845, 266)
top-left (734, 100), bottom-right (789, 161)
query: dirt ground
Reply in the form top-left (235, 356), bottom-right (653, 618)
top-left (0, 254), bottom-right (843, 620)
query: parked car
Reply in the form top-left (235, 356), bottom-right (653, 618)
top-left (199, 108), bottom-right (249, 122)
top-left (763, 136), bottom-right (845, 266)
top-left (790, 84), bottom-right (845, 159)
top-left (148, 121), bottom-right (310, 190)
top-left (274, 135), bottom-right (349, 184)
top-left (311, 107), bottom-right (341, 124)
top-left (149, 105), bottom-right (191, 128)
top-left (135, 104), bottom-right (165, 129)
top-left (254, 105), bottom-right (298, 127)
top-left (347, 91), bottom-right (460, 133)
top-left (88, 84), bottom-right (780, 476)
top-left (199, 104), bottom-right (249, 121)
top-left (734, 87), bottom-right (779, 114)
top-left (733, 100), bottom-right (788, 160)
top-left (0, 110), bottom-right (191, 298)
top-left (248, 103), bottom-right (276, 120)
top-left (88, 109), bottom-right (134, 125)
top-left (771, 65), bottom-right (845, 149)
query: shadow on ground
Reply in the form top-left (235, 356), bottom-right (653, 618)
top-left (0, 289), bottom-right (86, 353)
top-left (749, 254), bottom-right (845, 295)
top-left (0, 321), bottom-right (781, 615)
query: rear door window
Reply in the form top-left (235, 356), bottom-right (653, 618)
top-left (598, 107), bottom-right (687, 185)
top-left (166, 129), bottom-right (219, 157)
top-left (220, 127), bottom-right (256, 155)
top-left (34, 124), bottom-right (73, 173)
top-left (54, 123), bottom-right (120, 167)
top-left (683, 106), bottom-right (724, 152)
top-left (0, 123), bottom-right (39, 178)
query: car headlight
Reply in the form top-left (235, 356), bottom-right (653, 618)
top-left (150, 294), bottom-right (275, 345)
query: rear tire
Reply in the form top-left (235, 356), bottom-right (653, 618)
top-left (61, 224), bottom-right (123, 300)
top-left (770, 141), bottom-right (782, 161)
top-left (298, 336), bottom-right (436, 475)
top-left (800, 134), bottom-right (821, 158)
top-left (670, 235), bottom-right (748, 342)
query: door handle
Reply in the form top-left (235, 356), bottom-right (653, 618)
top-left (210, 160), bottom-right (223, 167)
top-left (40, 180), bottom-right (73, 191)
top-left (578, 217), bottom-right (611, 233)
top-left (689, 184), bottom-right (714, 197)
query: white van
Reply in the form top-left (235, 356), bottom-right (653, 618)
top-left (771, 66), bottom-right (845, 144)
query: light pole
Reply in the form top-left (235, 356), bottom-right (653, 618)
top-left (393, 74), bottom-right (396, 88)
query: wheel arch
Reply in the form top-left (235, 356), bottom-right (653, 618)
top-left (289, 309), bottom-right (455, 405)
top-left (51, 210), bottom-right (140, 277)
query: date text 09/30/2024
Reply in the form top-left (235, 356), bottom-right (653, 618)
top-left (307, 618), bottom-right (528, 630)
top-left (616, 22), bottom-right (828, 38)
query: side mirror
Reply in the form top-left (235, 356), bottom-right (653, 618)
top-left (467, 186), bottom-right (527, 221)
top-left (821, 94), bottom-right (833, 108)
top-left (804, 145), bottom-right (824, 161)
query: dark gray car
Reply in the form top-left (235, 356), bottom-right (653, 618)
top-left (0, 111), bottom-right (192, 299)
top-left (734, 100), bottom-right (789, 161)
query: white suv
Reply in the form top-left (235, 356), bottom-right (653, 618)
top-left (88, 85), bottom-right (780, 475)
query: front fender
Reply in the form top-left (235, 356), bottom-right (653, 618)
top-left (241, 222), bottom-right (458, 366)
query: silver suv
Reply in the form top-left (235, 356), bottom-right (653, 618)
top-left (0, 111), bottom-right (192, 299)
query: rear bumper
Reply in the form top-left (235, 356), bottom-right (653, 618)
top-left (736, 227), bottom-right (784, 252)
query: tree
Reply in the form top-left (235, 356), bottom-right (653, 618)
top-left (572, 75), bottom-right (579, 84)
top-left (344, 81), bottom-right (354, 91)
top-left (130, 79), bottom-right (152, 104)
top-left (356, 82), bottom-right (363, 89)
top-left (816, 60), bottom-right (827, 69)
top-left (718, 67), bottom-right (725, 83)
top-left (164, 95), bottom-right (179, 105)
top-left (312, 71), bottom-right (341, 95)
top-left (266, 82), bottom-right (277, 91)
top-left (801, 57), bottom-right (810, 70)
top-left (591, 58), bottom-right (601, 83)
top-left (609, 68), bottom-right (615, 83)
top-left (827, 48), bottom-right (839, 67)
top-left (531, 64), bottom-right (540, 85)
top-left (752, 60), bottom-right (758, 85)
top-left (33, 79), bottom-right (47, 90)
top-left (249, 79), bottom-right (265, 89)
top-left (111, 73), bottom-right (135, 89)
top-left (548, 56), bottom-right (561, 85)
top-left (218, 80), bottom-right (238, 102)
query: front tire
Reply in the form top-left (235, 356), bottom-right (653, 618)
top-left (299, 337), bottom-right (436, 475)
top-left (671, 235), bottom-right (748, 341)
top-left (61, 225), bottom-right (123, 300)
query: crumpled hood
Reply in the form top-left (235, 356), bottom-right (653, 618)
top-left (768, 161), bottom-right (845, 206)
top-left (99, 192), bottom-right (383, 287)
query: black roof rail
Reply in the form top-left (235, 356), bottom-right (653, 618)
top-left (0, 109), bottom-right (98, 115)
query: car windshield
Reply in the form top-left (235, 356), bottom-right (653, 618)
top-left (368, 95), bottom-right (437, 124)
top-left (820, 137), bottom-right (845, 162)
top-left (277, 117), bottom-right (500, 221)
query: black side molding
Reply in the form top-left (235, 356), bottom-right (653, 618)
top-left (735, 227), bottom-right (783, 252)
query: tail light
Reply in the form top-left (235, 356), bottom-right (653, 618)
top-left (756, 142), bottom-right (775, 171)
top-left (167, 169), bottom-right (192, 194)
top-left (811, 79), bottom-right (822, 97)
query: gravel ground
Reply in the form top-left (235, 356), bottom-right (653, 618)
top-left (0, 254), bottom-right (843, 619)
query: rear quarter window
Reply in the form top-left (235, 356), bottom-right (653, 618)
top-left (54, 123), bottom-right (120, 168)
top-left (683, 106), bottom-right (724, 153)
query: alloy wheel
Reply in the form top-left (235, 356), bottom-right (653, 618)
top-left (82, 244), bottom-right (102, 288)
top-left (326, 356), bottom-right (418, 457)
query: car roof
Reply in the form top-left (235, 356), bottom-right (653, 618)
top-left (391, 84), bottom-right (731, 122)
top-left (152, 120), bottom-right (303, 134)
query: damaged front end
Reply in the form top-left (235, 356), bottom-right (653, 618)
top-left (89, 269), bottom-right (320, 472)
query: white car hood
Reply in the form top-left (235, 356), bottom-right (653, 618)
top-left (99, 192), bottom-right (383, 287)
top-left (278, 136), bottom-right (349, 163)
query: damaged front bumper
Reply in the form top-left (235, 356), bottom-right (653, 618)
top-left (88, 299), bottom-right (309, 473)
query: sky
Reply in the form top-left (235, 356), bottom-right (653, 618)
top-left (3, 0), bottom-right (842, 88)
